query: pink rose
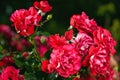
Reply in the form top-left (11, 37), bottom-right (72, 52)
top-left (10, 7), bottom-right (42, 36)
top-left (0, 66), bottom-right (20, 80)
top-left (70, 12), bottom-right (98, 33)
top-left (73, 32), bottom-right (93, 57)
top-left (93, 27), bottom-right (116, 54)
top-left (50, 44), bottom-right (81, 78)
top-left (49, 34), bottom-right (67, 49)
top-left (89, 45), bottom-right (110, 76)
top-left (33, 0), bottom-right (52, 12)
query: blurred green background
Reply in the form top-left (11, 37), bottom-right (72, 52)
top-left (0, 0), bottom-right (120, 59)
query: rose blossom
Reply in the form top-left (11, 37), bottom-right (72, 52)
top-left (10, 7), bottom-right (42, 36)
top-left (70, 12), bottom-right (98, 33)
top-left (89, 45), bottom-right (111, 76)
top-left (93, 27), bottom-right (116, 54)
top-left (96, 68), bottom-right (115, 80)
top-left (64, 29), bottom-right (73, 40)
top-left (0, 61), bottom-right (5, 69)
top-left (33, 0), bottom-right (52, 13)
top-left (0, 50), bottom-right (14, 68)
top-left (49, 34), bottom-right (67, 49)
top-left (0, 66), bottom-right (20, 80)
top-left (50, 44), bottom-right (81, 78)
top-left (1, 56), bottom-right (14, 66)
top-left (73, 32), bottom-right (93, 57)
top-left (41, 60), bottom-right (54, 73)
top-left (0, 24), bottom-right (15, 39)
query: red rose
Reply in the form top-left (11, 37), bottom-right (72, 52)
top-left (93, 27), bottom-right (116, 54)
top-left (0, 24), bottom-right (15, 39)
top-left (64, 29), bottom-right (73, 40)
top-left (96, 68), bottom-right (114, 80)
top-left (89, 45), bottom-right (110, 76)
top-left (10, 7), bottom-right (42, 36)
top-left (49, 34), bottom-right (67, 49)
top-left (1, 55), bottom-right (15, 66)
top-left (50, 44), bottom-right (81, 78)
top-left (0, 66), bottom-right (20, 80)
top-left (73, 32), bottom-right (93, 57)
top-left (70, 12), bottom-right (98, 33)
top-left (41, 60), bottom-right (54, 73)
top-left (33, 1), bottom-right (39, 9)
top-left (34, 0), bottom-right (52, 13)
top-left (0, 61), bottom-right (5, 69)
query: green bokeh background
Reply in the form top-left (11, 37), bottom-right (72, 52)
top-left (0, 0), bottom-right (120, 70)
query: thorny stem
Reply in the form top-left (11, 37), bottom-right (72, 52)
top-left (38, 19), bottom-right (49, 27)
top-left (37, 14), bottom-right (52, 27)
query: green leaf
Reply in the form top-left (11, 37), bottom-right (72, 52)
top-left (40, 32), bottom-right (50, 36)
top-left (35, 31), bottom-right (51, 36)
top-left (24, 72), bottom-right (37, 80)
top-left (0, 54), bottom-right (5, 60)
top-left (13, 56), bottom-right (24, 67)
top-left (0, 46), bottom-right (3, 51)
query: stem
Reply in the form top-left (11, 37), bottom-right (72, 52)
top-left (35, 26), bottom-right (39, 33)
top-left (38, 19), bottom-right (49, 27)
top-left (28, 35), bottom-right (41, 62)
top-left (32, 42), bottom-right (41, 62)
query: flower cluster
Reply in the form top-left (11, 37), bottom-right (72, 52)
top-left (41, 12), bottom-right (116, 79)
top-left (0, 0), bottom-right (117, 80)
top-left (10, 0), bottom-right (52, 36)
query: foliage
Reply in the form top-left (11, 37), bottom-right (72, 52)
top-left (0, 0), bottom-right (120, 80)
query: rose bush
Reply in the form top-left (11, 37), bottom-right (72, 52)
top-left (0, 0), bottom-right (118, 80)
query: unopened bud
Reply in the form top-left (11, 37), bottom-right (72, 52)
top-left (47, 14), bottom-right (52, 20)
